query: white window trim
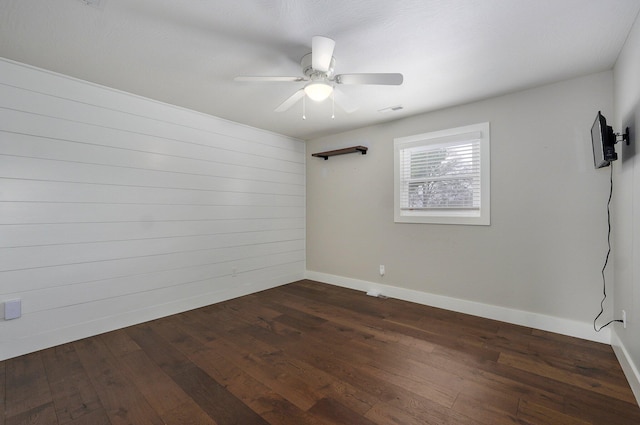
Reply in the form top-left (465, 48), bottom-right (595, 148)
top-left (394, 122), bottom-right (490, 225)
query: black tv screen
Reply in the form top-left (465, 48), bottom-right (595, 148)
top-left (591, 111), bottom-right (617, 169)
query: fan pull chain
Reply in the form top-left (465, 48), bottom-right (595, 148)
top-left (302, 95), bottom-right (306, 120)
top-left (331, 90), bottom-right (335, 119)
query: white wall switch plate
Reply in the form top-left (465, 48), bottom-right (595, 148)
top-left (4, 299), bottom-right (21, 320)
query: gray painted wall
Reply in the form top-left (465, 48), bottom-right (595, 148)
top-left (307, 71), bottom-right (613, 336)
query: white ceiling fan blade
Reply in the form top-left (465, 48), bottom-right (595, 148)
top-left (312, 36), bottom-right (335, 72)
top-left (335, 73), bottom-right (404, 85)
top-left (234, 76), bottom-right (305, 82)
top-left (275, 89), bottom-right (305, 112)
top-left (333, 89), bottom-right (358, 113)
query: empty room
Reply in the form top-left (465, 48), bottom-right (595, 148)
top-left (1, 1), bottom-right (640, 424)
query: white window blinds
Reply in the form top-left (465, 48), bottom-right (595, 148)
top-left (394, 123), bottom-right (490, 225)
top-left (399, 132), bottom-right (481, 210)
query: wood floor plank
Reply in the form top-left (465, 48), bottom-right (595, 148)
top-left (65, 408), bottom-right (111, 425)
top-left (40, 345), bottom-right (104, 424)
top-left (563, 389), bottom-right (640, 425)
top-left (145, 316), bottom-right (212, 359)
top-left (125, 324), bottom-right (195, 377)
top-left (173, 312), bottom-right (221, 343)
top-left (280, 287), bottom-right (503, 365)
top-left (518, 398), bottom-right (592, 425)
top-left (499, 351), bottom-right (637, 404)
top-left (531, 328), bottom-right (612, 354)
top-left (412, 342), bottom-right (568, 412)
top-left (190, 347), bottom-right (322, 425)
top-left (125, 323), bottom-right (268, 425)
top-left (366, 399), bottom-right (485, 425)
top-left (5, 402), bottom-right (58, 425)
top-left (98, 329), bottom-right (141, 358)
top-left (269, 290), bottom-right (438, 355)
top-left (241, 322), bottom-right (380, 414)
top-left (111, 348), bottom-right (190, 417)
top-left (1, 280), bottom-right (638, 425)
top-left (336, 339), bottom-right (462, 408)
top-left (457, 378), bottom-right (520, 415)
top-left (160, 400), bottom-right (219, 425)
top-left (272, 323), bottom-right (451, 409)
top-left (452, 392), bottom-right (520, 425)
top-left (0, 360), bottom-right (5, 425)
top-left (188, 304), bottom-right (248, 334)
top-left (364, 402), bottom-right (427, 425)
top-left (171, 366), bottom-right (269, 425)
top-left (220, 298), bottom-right (284, 325)
top-left (460, 360), bottom-right (565, 413)
top-left (206, 332), bottom-right (321, 411)
top-left (4, 352), bottom-right (53, 419)
top-left (230, 327), bottom-right (378, 415)
top-left (308, 397), bottom-right (378, 425)
top-left (242, 304), bottom-right (463, 409)
top-left (73, 337), bottom-right (165, 425)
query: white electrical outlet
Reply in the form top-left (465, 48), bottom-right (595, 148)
top-left (622, 310), bottom-right (627, 329)
top-left (4, 299), bottom-right (21, 320)
top-left (379, 265), bottom-right (385, 276)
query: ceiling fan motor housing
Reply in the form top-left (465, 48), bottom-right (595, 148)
top-left (301, 53), bottom-right (335, 80)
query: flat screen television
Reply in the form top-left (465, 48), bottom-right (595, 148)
top-left (591, 111), bottom-right (617, 169)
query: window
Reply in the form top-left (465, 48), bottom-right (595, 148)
top-left (394, 122), bottom-right (490, 225)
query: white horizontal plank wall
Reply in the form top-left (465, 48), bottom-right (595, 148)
top-left (0, 58), bottom-right (306, 360)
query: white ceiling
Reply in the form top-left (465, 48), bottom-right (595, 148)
top-left (1, 0), bottom-right (639, 140)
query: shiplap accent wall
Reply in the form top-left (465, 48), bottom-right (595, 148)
top-left (0, 58), bottom-right (305, 360)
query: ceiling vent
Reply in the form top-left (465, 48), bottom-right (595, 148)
top-left (80, 0), bottom-right (105, 9)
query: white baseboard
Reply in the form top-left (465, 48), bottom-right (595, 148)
top-left (611, 330), bottom-right (640, 406)
top-left (304, 270), bottom-right (611, 345)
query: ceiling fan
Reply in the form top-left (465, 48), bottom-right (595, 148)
top-left (234, 36), bottom-right (403, 114)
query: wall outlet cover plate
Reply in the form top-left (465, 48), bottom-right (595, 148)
top-left (5, 299), bottom-right (22, 320)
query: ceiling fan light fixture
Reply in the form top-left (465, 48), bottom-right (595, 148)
top-left (304, 81), bottom-right (333, 102)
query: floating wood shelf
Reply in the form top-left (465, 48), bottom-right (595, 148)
top-left (311, 146), bottom-right (368, 160)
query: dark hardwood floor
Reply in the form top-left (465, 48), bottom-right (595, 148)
top-left (2, 280), bottom-right (639, 425)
